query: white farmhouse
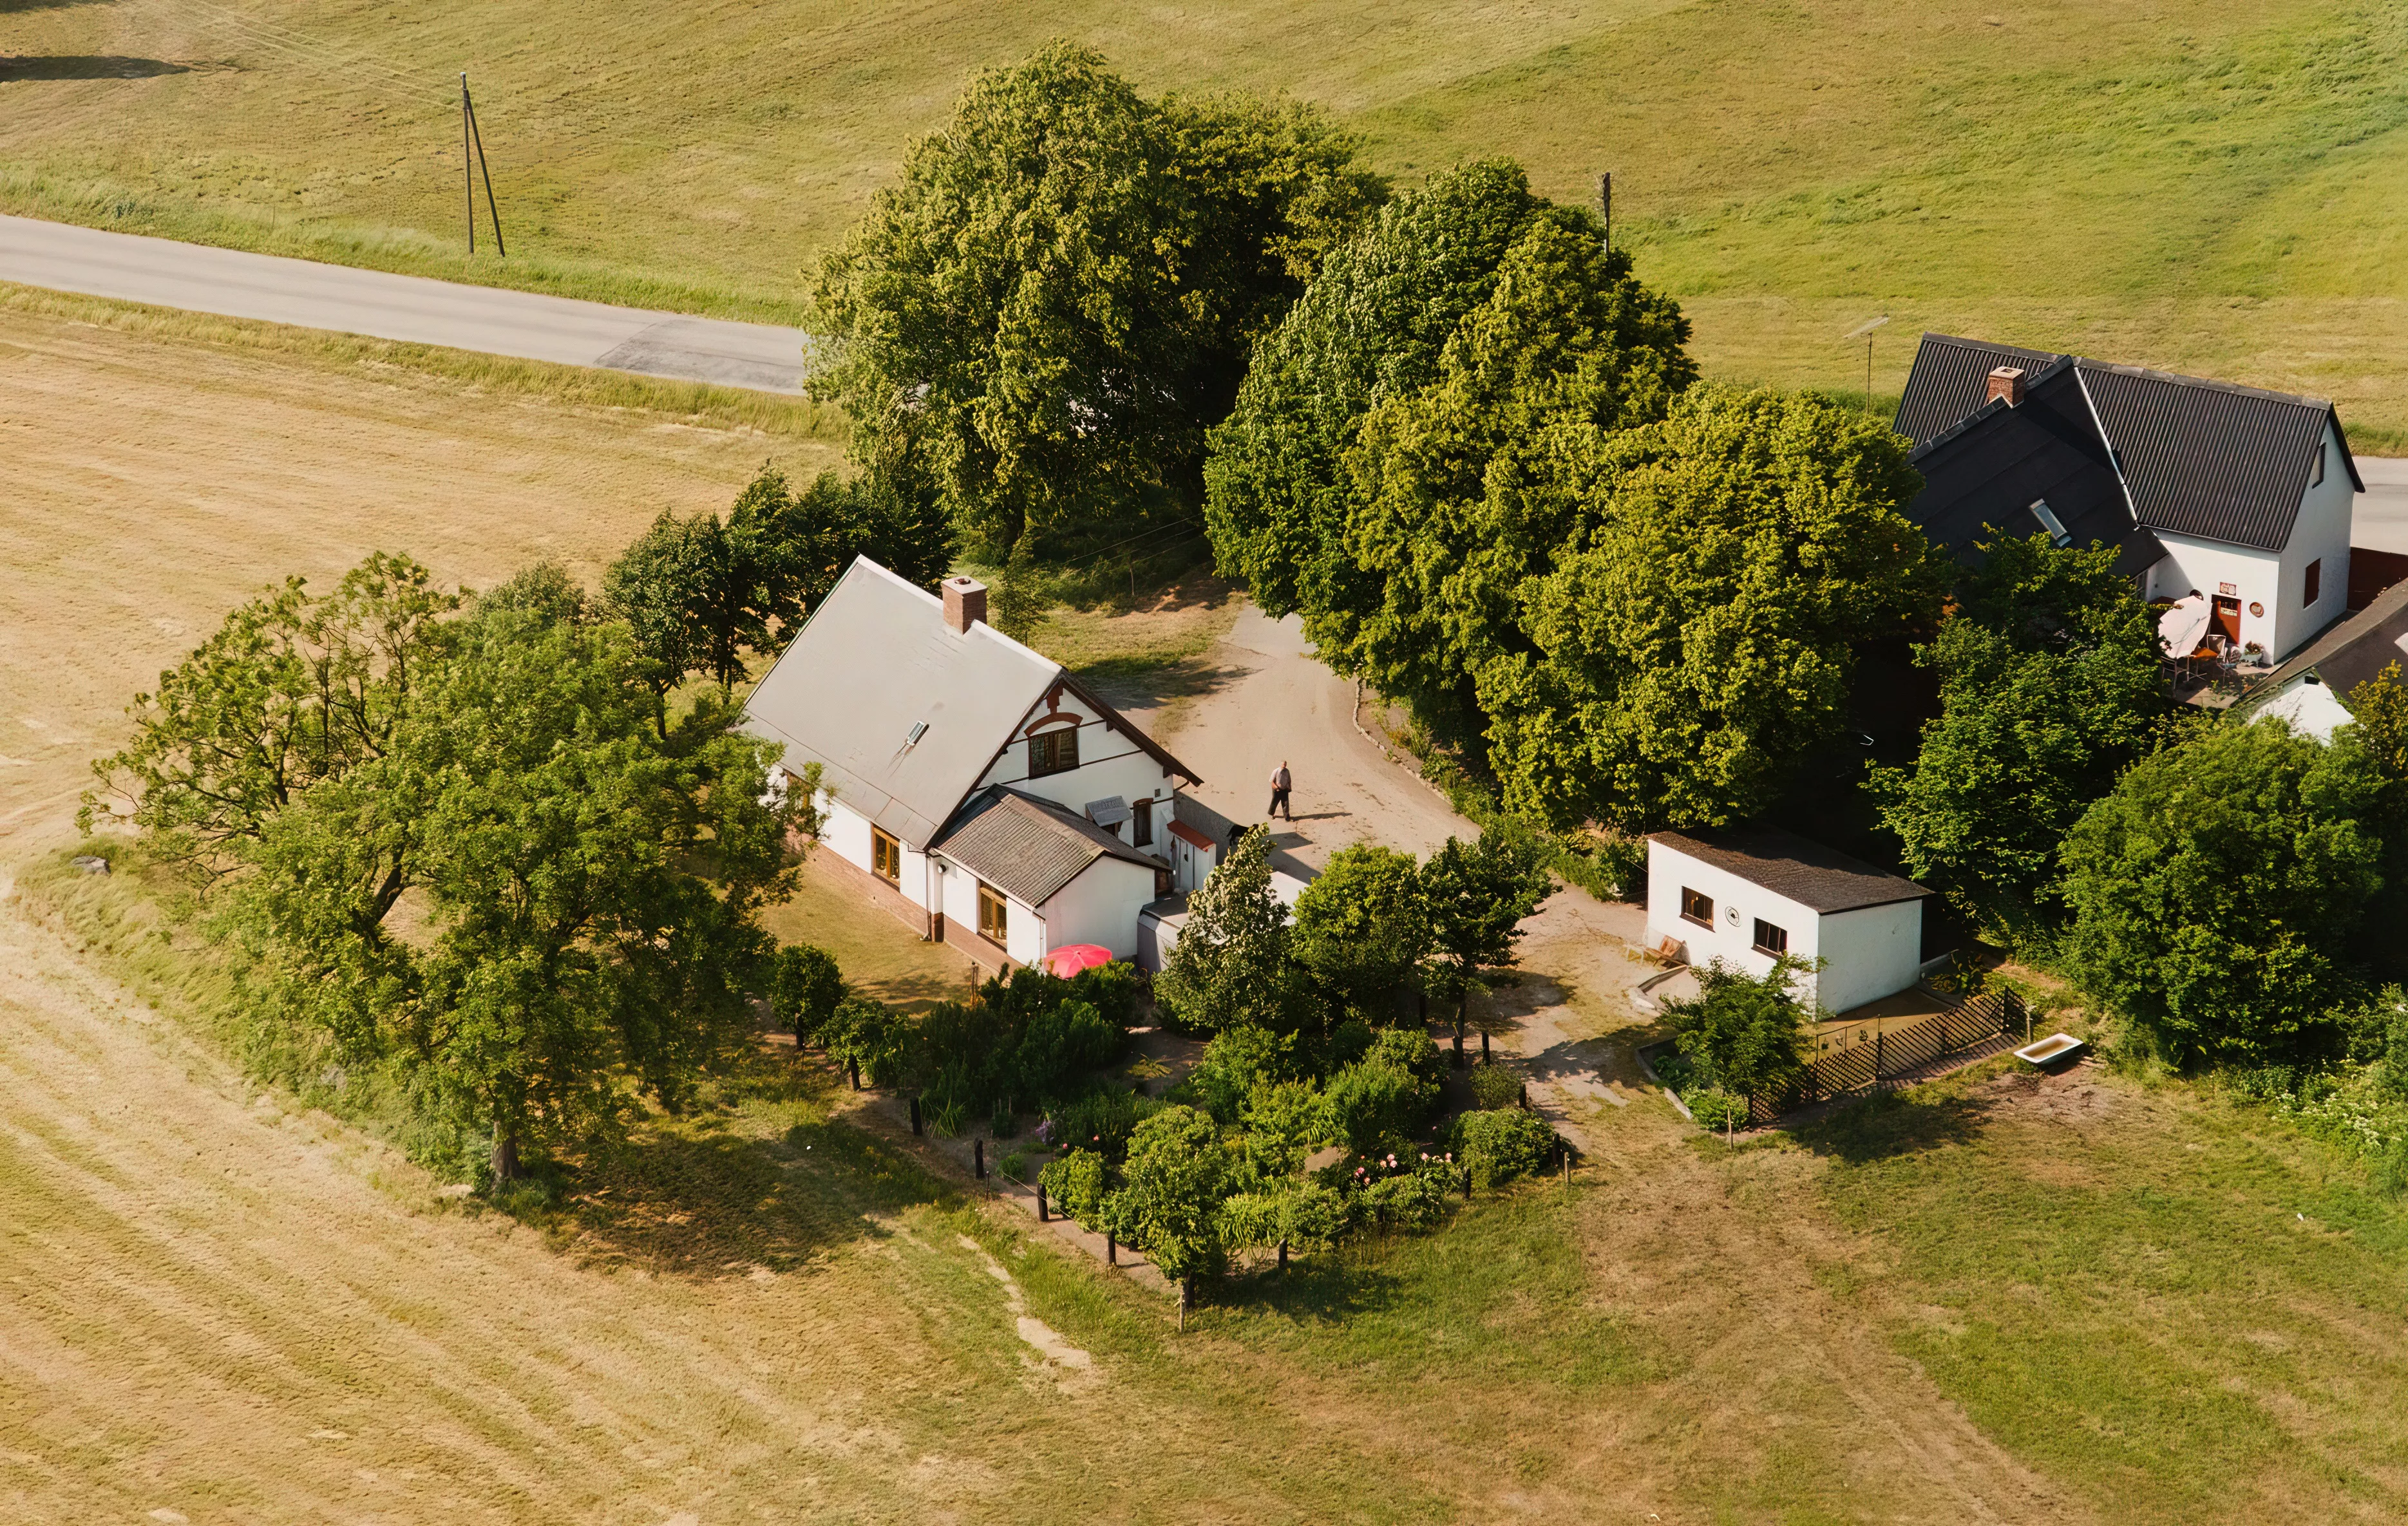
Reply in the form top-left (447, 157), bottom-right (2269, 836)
top-left (1896, 334), bottom-right (2365, 663)
top-left (741, 558), bottom-right (1200, 971)
top-left (1645, 828), bottom-right (1933, 1017)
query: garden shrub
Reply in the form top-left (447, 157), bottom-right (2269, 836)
top-left (1240, 1079), bottom-right (1324, 1177)
top-left (1449, 1106), bottom-right (1553, 1189)
top-left (1220, 1181), bottom-right (1354, 1252)
top-left (1321, 1052), bottom-right (1439, 1154)
top-left (1367, 1026), bottom-right (1443, 1081)
top-left (1039, 1147), bottom-right (1110, 1223)
top-left (1358, 1159), bottom-right (1455, 1229)
top-left (1190, 1024), bottom-right (1300, 1124)
top-left (1014, 998), bottom-right (1122, 1101)
top-left (1045, 1087), bottom-right (1163, 1162)
top-left (1323, 1018), bottom-right (1374, 1071)
top-left (1468, 1062), bottom-right (1521, 1111)
top-left (1685, 1089), bottom-right (1749, 1135)
top-left (822, 997), bottom-right (912, 1086)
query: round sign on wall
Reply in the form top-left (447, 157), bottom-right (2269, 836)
top-left (1725, 905), bottom-right (1740, 927)
top-left (2249, 601), bottom-right (2264, 617)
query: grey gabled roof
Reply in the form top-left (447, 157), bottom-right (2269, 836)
top-left (1649, 827), bottom-right (1931, 915)
top-left (741, 558), bottom-right (1059, 849)
top-left (2074, 359), bottom-right (2362, 553)
top-left (740, 556), bottom-right (1198, 851)
top-left (1895, 334), bottom-right (2063, 448)
top-left (933, 787), bottom-right (1162, 907)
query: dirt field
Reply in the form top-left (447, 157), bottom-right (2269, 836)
top-left (0, 294), bottom-right (839, 850)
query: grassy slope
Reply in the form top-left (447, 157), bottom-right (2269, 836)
top-left (4, 0), bottom-right (2407, 429)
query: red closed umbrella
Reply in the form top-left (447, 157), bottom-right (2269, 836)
top-left (1045, 944), bottom-right (1115, 979)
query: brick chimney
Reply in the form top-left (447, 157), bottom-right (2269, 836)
top-left (1986, 366), bottom-right (2027, 408)
top-left (942, 575), bottom-right (987, 634)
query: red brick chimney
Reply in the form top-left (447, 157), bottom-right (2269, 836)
top-left (942, 576), bottom-right (987, 634)
top-left (1986, 366), bottom-right (2027, 408)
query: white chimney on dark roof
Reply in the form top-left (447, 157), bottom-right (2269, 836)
top-left (942, 576), bottom-right (987, 634)
top-left (1986, 366), bottom-right (2028, 408)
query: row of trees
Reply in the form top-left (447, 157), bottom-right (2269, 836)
top-left (87, 551), bottom-right (819, 1184)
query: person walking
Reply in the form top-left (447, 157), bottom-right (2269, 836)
top-left (1267, 760), bottom-right (1293, 822)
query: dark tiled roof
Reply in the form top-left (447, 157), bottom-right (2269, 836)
top-left (2074, 360), bottom-right (2356, 553)
top-left (1906, 359), bottom-right (2163, 576)
top-left (2250, 576), bottom-right (2408, 701)
top-left (932, 787), bottom-right (1162, 907)
top-left (1894, 333), bottom-right (2063, 448)
top-left (1649, 827), bottom-right (1931, 914)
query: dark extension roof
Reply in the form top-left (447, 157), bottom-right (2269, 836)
top-left (931, 787), bottom-right (1164, 907)
top-left (1894, 334), bottom-right (2062, 448)
top-left (1905, 356), bottom-right (2164, 577)
top-left (2073, 360), bottom-right (2363, 552)
top-left (1649, 827), bottom-right (1933, 915)
top-left (2253, 575), bottom-right (2408, 700)
top-left (1893, 332), bottom-right (2365, 556)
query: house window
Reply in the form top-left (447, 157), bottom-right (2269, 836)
top-left (870, 825), bottom-right (901, 884)
top-left (1752, 919), bottom-right (1789, 956)
top-left (1027, 724), bottom-right (1080, 778)
top-left (977, 883), bottom-right (1009, 945)
top-left (1132, 798), bottom-right (1153, 847)
top-left (1680, 887), bottom-right (1714, 928)
top-left (2305, 559), bottom-right (2322, 608)
top-left (2313, 442), bottom-right (2327, 487)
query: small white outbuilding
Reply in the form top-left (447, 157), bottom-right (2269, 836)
top-left (1645, 827), bottom-right (1934, 1017)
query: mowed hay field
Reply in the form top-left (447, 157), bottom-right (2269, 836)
top-left (4, 0), bottom-right (2407, 432)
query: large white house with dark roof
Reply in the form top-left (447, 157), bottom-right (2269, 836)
top-left (741, 558), bottom-right (1201, 971)
top-left (1895, 334), bottom-right (2364, 662)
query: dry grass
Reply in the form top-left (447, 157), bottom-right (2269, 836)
top-left (3, 0), bottom-right (2405, 427)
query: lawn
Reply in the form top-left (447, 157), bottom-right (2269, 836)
top-left (3, 0), bottom-right (2405, 433)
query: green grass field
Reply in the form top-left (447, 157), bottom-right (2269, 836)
top-left (4, 0), bottom-right (2406, 433)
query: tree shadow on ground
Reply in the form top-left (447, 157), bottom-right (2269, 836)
top-left (1792, 1086), bottom-right (1989, 1164)
top-left (1212, 1250), bottom-right (1408, 1327)
top-left (551, 1091), bottom-right (956, 1279)
top-left (0, 0), bottom-right (117, 13)
top-left (1074, 655), bottom-right (1249, 712)
top-left (0, 55), bottom-right (198, 78)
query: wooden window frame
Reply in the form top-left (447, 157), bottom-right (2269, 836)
top-left (870, 825), bottom-right (901, 885)
top-left (1752, 919), bottom-right (1789, 957)
top-left (1679, 887), bottom-right (1714, 928)
top-left (1027, 724), bottom-right (1081, 778)
top-left (976, 882), bottom-right (1009, 946)
top-left (2304, 558), bottom-right (2322, 609)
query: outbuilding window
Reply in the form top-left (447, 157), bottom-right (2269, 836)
top-left (977, 883), bottom-right (1009, 945)
top-left (1752, 919), bottom-right (1789, 957)
top-left (2313, 442), bottom-right (2327, 487)
top-left (1680, 887), bottom-right (1714, 928)
top-left (1028, 725), bottom-right (1080, 778)
top-left (871, 825), bottom-right (901, 884)
top-left (2305, 558), bottom-right (2322, 608)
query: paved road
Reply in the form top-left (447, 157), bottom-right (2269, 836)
top-left (2352, 456), bottom-right (2408, 554)
top-left (0, 214), bottom-right (807, 394)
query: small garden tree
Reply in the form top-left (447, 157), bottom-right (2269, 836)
top-left (1419, 825), bottom-right (1553, 1064)
top-left (1291, 843), bottom-right (1429, 1022)
top-left (1665, 956), bottom-right (1816, 1138)
top-left (766, 943), bottom-right (845, 1048)
top-left (1105, 1104), bottom-right (1235, 1328)
top-left (1154, 825), bottom-right (1314, 1034)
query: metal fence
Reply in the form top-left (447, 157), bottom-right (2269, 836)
top-left (1748, 986), bottom-right (2026, 1124)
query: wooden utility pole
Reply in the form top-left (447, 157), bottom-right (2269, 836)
top-left (461, 73), bottom-right (505, 258)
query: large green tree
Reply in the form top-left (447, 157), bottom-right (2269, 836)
top-left (83, 551), bottom-right (458, 878)
top-left (1479, 386), bottom-right (1944, 831)
top-left (1872, 533), bottom-right (2169, 927)
top-left (242, 605), bottom-right (809, 1182)
top-left (2059, 716), bottom-right (2381, 1065)
top-left (1206, 159), bottom-right (1680, 621)
top-left (811, 42), bottom-right (1383, 559)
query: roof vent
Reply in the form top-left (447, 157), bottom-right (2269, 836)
top-left (904, 720), bottom-right (929, 748)
top-left (942, 576), bottom-right (987, 634)
top-left (2028, 498), bottom-right (2074, 549)
top-left (1987, 366), bottom-right (2027, 408)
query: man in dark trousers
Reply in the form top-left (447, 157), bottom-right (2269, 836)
top-left (1267, 760), bottom-right (1293, 821)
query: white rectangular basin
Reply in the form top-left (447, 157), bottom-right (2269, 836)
top-left (2015, 1033), bottom-right (2085, 1066)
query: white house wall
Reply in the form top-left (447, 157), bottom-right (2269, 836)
top-left (1812, 902), bottom-right (1925, 1014)
top-left (1645, 844), bottom-right (1824, 992)
top-left (975, 687), bottom-right (1178, 843)
top-left (2147, 536), bottom-right (2291, 658)
top-left (1037, 858), bottom-right (1158, 961)
top-left (2146, 420), bottom-right (2355, 663)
